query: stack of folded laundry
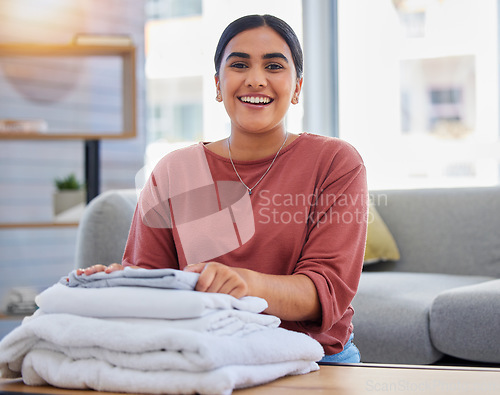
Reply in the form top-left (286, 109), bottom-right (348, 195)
top-left (0, 267), bottom-right (324, 395)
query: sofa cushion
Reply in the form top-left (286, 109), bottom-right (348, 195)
top-left (352, 272), bottom-right (494, 364)
top-left (370, 187), bottom-right (500, 277)
top-left (364, 202), bottom-right (400, 265)
top-left (430, 279), bottom-right (500, 363)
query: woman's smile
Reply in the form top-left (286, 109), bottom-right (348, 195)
top-left (238, 94), bottom-right (274, 106)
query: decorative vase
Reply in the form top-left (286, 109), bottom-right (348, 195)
top-left (53, 189), bottom-right (86, 216)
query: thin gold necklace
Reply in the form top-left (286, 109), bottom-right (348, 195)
top-left (227, 132), bottom-right (288, 195)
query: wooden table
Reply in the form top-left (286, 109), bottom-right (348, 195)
top-left (1, 363), bottom-right (500, 394)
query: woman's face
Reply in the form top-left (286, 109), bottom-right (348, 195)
top-left (215, 26), bottom-right (302, 137)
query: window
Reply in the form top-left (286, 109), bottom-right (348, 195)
top-left (146, 77), bottom-right (203, 143)
top-left (337, 0), bottom-right (499, 189)
top-left (146, 0), bottom-right (202, 20)
top-left (400, 55), bottom-right (475, 137)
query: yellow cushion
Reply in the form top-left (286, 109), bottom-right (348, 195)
top-left (364, 202), bottom-right (400, 264)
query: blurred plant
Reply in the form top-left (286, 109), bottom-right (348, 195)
top-left (55, 173), bottom-right (83, 190)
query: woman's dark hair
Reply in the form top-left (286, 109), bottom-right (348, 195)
top-left (214, 14), bottom-right (303, 79)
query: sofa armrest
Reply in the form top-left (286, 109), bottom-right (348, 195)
top-left (74, 189), bottom-right (138, 269)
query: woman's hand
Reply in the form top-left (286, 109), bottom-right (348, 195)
top-left (183, 262), bottom-right (249, 299)
top-left (187, 262), bottom-right (320, 322)
top-left (76, 263), bottom-right (140, 276)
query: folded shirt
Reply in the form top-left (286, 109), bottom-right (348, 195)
top-left (63, 267), bottom-right (199, 290)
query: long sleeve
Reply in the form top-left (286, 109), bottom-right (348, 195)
top-left (274, 139), bottom-right (368, 353)
top-left (122, 165), bottom-right (179, 270)
top-left (293, 161), bottom-right (367, 333)
top-left (122, 206), bottom-right (179, 270)
top-left (122, 143), bottom-right (220, 269)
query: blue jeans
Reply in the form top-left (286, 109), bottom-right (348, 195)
top-left (319, 333), bottom-right (361, 364)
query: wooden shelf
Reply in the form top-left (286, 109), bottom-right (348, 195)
top-left (0, 40), bottom-right (138, 225)
top-left (0, 222), bottom-right (79, 229)
top-left (0, 314), bottom-right (25, 320)
top-left (0, 43), bottom-right (135, 56)
top-left (0, 42), bottom-right (137, 139)
top-left (0, 132), bottom-right (135, 140)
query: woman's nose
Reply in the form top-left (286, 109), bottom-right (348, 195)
top-left (245, 68), bottom-right (267, 88)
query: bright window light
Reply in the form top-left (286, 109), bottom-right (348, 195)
top-left (338, 0), bottom-right (499, 190)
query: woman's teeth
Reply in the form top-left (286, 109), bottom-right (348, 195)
top-left (239, 96), bottom-right (272, 104)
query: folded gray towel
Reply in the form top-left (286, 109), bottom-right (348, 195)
top-left (61, 267), bottom-right (199, 290)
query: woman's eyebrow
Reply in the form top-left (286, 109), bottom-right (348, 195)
top-left (226, 52), bottom-right (250, 61)
top-left (225, 52), bottom-right (289, 62)
top-left (262, 52), bottom-right (289, 62)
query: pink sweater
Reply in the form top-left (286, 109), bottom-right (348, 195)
top-left (122, 133), bottom-right (368, 355)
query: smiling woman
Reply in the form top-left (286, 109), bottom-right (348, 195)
top-left (80, 14), bottom-right (368, 364)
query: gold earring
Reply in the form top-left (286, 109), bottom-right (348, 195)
top-left (216, 92), bottom-right (222, 102)
top-left (292, 96), bottom-right (299, 104)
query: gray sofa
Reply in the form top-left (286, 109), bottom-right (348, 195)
top-left (353, 187), bottom-right (500, 365)
top-left (75, 187), bottom-right (500, 366)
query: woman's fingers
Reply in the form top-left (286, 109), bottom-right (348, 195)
top-left (76, 263), bottom-right (126, 276)
top-left (183, 262), bottom-right (206, 273)
top-left (217, 278), bottom-right (247, 299)
top-left (105, 263), bottom-right (125, 273)
top-left (80, 264), bottom-right (107, 276)
top-left (188, 262), bottom-right (248, 298)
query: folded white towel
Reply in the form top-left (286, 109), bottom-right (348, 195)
top-left (36, 283), bottom-right (268, 319)
top-left (0, 313), bottom-right (322, 376)
top-left (0, 313), bottom-right (323, 394)
top-left (22, 348), bottom-right (318, 395)
top-left (109, 312), bottom-right (280, 337)
top-left (27, 308), bottom-right (280, 337)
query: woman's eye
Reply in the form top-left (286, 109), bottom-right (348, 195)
top-left (230, 62), bottom-right (247, 69)
top-left (266, 63), bottom-right (284, 70)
